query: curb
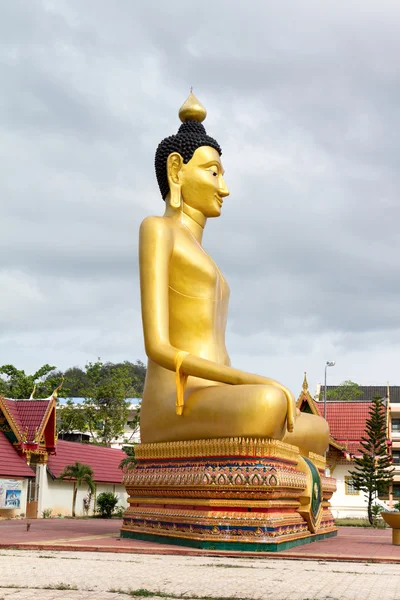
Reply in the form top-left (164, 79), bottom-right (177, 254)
top-left (0, 542), bottom-right (399, 564)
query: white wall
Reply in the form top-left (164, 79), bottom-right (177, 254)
top-left (39, 469), bottom-right (128, 517)
top-left (330, 463), bottom-right (368, 519)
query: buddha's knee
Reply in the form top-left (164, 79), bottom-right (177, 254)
top-left (284, 413), bottom-right (329, 456)
top-left (254, 386), bottom-right (288, 439)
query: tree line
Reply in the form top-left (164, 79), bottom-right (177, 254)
top-left (0, 360), bottom-right (145, 447)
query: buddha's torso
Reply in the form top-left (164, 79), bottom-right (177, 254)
top-left (168, 220), bottom-right (230, 365)
top-left (141, 217), bottom-right (230, 413)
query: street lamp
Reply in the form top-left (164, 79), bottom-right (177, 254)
top-left (323, 361), bottom-right (336, 420)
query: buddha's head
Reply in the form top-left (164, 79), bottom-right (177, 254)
top-left (155, 93), bottom-right (230, 218)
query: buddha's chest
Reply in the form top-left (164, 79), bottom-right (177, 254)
top-left (169, 236), bottom-right (229, 301)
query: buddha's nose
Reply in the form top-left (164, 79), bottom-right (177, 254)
top-left (219, 178), bottom-right (230, 198)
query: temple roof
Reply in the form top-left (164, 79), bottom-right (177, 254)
top-left (47, 441), bottom-right (126, 484)
top-left (0, 431), bottom-right (35, 478)
top-left (297, 375), bottom-right (375, 457)
top-left (0, 396), bottom-right (55, 444)
top-left (314, 401), bottom-right (371, 456)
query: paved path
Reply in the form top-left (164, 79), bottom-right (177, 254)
top-left (1, 520), bottom-right (400, 563)
top-left (1, 548), bottom-right (400, 600)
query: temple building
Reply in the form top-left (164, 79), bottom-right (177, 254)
top-left (0, 391), bottom-right (128, 519)
top-left (299, 377), bottom-right (398, 518)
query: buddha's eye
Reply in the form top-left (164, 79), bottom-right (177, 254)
top-left (208, 169), bottom-right (218, 177)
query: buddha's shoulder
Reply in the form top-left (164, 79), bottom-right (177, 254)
top-left (140, 215), bottom-right (170, 235)
top-left (140, 215), bottom-right (181, 238)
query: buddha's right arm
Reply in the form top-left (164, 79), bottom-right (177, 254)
top-left (139, 217), bottom-right (287, 388)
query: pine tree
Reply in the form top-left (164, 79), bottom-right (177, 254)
top-left (349, 396), bottom-right (394, 525)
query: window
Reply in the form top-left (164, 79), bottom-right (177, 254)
top-left (393, 485), bottom-right (400, 498)
top-left (344, 476), bottom-right (359, 495)
top-left (392, 419), bottom-right (400, 432)
top-left (392, 451), bottom-right (400, 465)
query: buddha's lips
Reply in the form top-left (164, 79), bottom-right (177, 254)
top-left (215, 194), bottom-right (223, 206)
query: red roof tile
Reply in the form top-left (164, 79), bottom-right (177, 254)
top-left (315, 401), bottom-right (372, 456)
top-left (1, 398), bottom-right (53, 442)
top-left (0, 431), bottom-right (35, 478)
top-left (1, 399), bottom-right (24, 436)
top-left (47, 441), bottom-right (126, 484)
top-left (15, 400), bottom-right (52, 441)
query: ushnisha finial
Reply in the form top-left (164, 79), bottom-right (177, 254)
top-left (179, 91), bottom-right (207, 123)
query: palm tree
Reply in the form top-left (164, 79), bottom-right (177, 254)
top-left (58, 462), bottom-right (95, 517)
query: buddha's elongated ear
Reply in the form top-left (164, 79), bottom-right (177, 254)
top-left (167, 152), bottom-right (183, 208)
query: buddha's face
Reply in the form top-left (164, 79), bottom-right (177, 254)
top-left (179, 146), bottom-right (230, 218)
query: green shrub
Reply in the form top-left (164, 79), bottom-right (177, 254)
top-left (96, 492), bottom-right (119, 518)
top-left (42, 508), bottom-right (53, 519)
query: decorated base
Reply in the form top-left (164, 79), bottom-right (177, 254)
top-left (121, 438), bottom-right (337, 551)
top-left (120, 529), bottom-right (337, 552)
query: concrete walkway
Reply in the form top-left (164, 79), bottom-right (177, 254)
top-left (0, 519), bottom-right (399, 563)
top-left (1, 548), bottom-right (400, 600)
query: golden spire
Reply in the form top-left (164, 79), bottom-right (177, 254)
top-left (179, 91), bottom-right (207, 123)
top-left (302, 372), bottom-right (309, 391)
top-left (29, 384), bottom-right (36, 400)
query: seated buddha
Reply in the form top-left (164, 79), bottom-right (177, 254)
top-left (139, 93), bottom-right (328, 457)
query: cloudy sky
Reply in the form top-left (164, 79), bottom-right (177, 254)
top-left (1, 0), bottom-right (400, 396)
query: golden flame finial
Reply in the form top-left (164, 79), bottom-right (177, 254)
top-left (179, 91), bottom-right (207, 123)
top-left (29, 384), bottom-right (37, 400)
top-left (51, 376), bottom-right (64, 400)
top-left (302, 372), bottom-right (308, 391)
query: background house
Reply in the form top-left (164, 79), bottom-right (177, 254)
top-left (0, 429), bottom-right (35, 518)
top-left (298, 376), bottom-right (372, 518)
top-left (0, 393), bottom-right (128, 518)
top-left (57, 397), bottom-right (141, 448)
top-left (44, 440), bottom-right (127, 516)
top-left (312, 383), bottom-right (399, 517)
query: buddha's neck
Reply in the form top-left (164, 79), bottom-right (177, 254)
top-left (164, 202), bottom-right (206, 244)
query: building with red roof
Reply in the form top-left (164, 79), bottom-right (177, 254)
top-left (314, 401), bottom-right (372, 458)
top-left (298, 377), bottom-right (398, 518)
top-left (47, 440), bottom-right (125, 483)
top-left (320, 384), bottom-right (400, 503)
top-left (0, 388), bottom-right (128, 518)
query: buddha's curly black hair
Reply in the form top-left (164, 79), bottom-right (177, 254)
top-left (155, 120), bottom-right (222, 200)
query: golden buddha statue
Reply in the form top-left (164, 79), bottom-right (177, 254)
top-left (139, 93), bottom-right (328, 456)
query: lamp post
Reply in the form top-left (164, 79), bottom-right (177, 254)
top-left (323, 361), bottom-right (336, 473)
top-left (323, 361), bottom-right (336, 420)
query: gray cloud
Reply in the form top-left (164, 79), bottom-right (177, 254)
top-left (1, 0), bottom-right (400, 394)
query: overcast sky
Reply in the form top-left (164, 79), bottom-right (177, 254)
top-left (1, 0), bottom-right (400, 396)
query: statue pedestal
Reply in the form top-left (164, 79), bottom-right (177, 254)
top-left (121, 438), bottom-right (337, 551)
